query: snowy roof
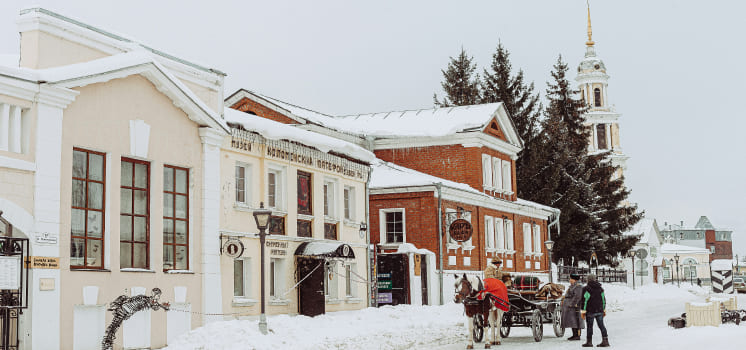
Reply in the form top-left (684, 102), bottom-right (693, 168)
top-left (370, 160), bottom-right (558, 217)
top-left (659, 243), bottom-right (709, 254)
top-left (0, 51), bottom-right (228, 132)
top-left (224, 108), bottom-right (375, 163)
top-left (624, 218), bottom-right (659, 245)
top-left (711, 259), bottom-right (734, 271)
top-left (694, 216), bottom-right (714, 229)
top-left (294, 241), bottom-right (355, 259)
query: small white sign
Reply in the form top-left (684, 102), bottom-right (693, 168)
top-left (35, 232), bottom-right (58, 245)
top-left (0, 256), bottom-right (20, 289)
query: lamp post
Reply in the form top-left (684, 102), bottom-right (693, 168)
top-left (674, 253), bottom-right (680, 288)
top-left (628, 250), bottom-right (636, 290)
top-left (544, 240), bottom-right (554, 283)
top-left (253, 202), bottom-right (272, 335)
top-left (359, 221), bottom-right (370, 306)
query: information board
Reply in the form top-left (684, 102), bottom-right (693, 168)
top-left (0, 256), bottom-right (20, 289)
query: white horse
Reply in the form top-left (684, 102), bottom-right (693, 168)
top-left (454, 274), bottom-right (506, 349)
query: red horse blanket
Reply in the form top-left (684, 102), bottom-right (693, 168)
top-left (477, 278), bottom-right (510, 311)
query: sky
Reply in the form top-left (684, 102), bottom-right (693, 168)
top-left (1, 0), bottom-right (745, 256)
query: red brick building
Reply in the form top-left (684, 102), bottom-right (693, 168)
top-left (225, 89), bottom-right (560, 305)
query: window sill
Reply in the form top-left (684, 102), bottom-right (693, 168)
top-left (298, 214), bottom-right (314, 221)
top-left (120, 268), bottom-right (156, 273)
top-left (486, 248), bottom-right (496, 253)
top-left (462, 245), bottom-right (476, 252)
top-left (271, 209), bottom-right (288, 217)
top-left (343, 219), bottom-right (359, 227)
top-left (233, 203), bottom-right (256, 212)
top-left (345, 297), bottom-right (362, 304)
top-left (269, 299), bottom-right (290, 306)
top-left (326, 298), bottom-right (342, 305)
top-left (232, 298), bottom-right (258, 307)
top-left (70, 268), bottom-right (111, 272)
top-left (165, 270), bottom-right (194, 274)
top-left (324, 217), bottom-right (340, 224)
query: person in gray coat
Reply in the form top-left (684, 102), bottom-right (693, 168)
top-left (561, 273), bottom-right (584, 340)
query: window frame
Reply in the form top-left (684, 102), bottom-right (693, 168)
top-left (235, 162), bottom-right (252, 206)
top-left (482, 154), bottom-right (492, 189)
top-left (233, 258), bottom-right (252, 299)
top-left (505, 219), bottom-right (514, 250)
top-left (380, 208), bottom-right (405, 244)
top-left (491, 157), bottom-right (503, 191)
top-left (343, 185), bottom-right (355, 221)
top-left (297, 170), bottom-right (313, 216)
top-left (533, 224), bottom-right (542, 255)
top-left (484, 216), bottom-right (495, 250)
top-left (70, 148), bottom-right (107, 269)
top-left (522, 223), bottom-right (532, 254)
top-left (323, 178), bottom-right (337, 219)
top-left (596, 124), bottom-right (608, 150)
top-left (495, 217), bottom-right (505, 250)
top-left (594, 88), bottom-right (602, 107)
top-left (266, 165), bottom-right (285, 211)
top-left (163, 165), bottom-right (190, 272)
top-left (120, 157), bottom-right (150, 269)
top-left (501, 159), bottom-right (512, 193)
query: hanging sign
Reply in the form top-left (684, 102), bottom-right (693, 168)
top-left (222, 239), bottom-right (244, 259)
top-left (30, 256), bottom-right (60, 269)
top-left (448, 219), bottom-right (473, 242)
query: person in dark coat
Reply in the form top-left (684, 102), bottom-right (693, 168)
top-left (561, 273), bottom-right (584, 340)
top-left (581, 274), bottom-right (609, 347)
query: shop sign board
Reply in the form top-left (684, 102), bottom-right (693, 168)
top-left (448, 219), bottom-right (473, 242)
top-left (30, 256), bottom-right (60, 269)
top-left (0, 256), bottom-right (20, 289)
top-left (378, 280), bottom-right (392, 290)
top-left (377, 292), bottom-right (393, 304)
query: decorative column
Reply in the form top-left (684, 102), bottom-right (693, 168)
top-left (30, 85), bottom-right (78, 350)
top-left (198, 127), bottom-right (226, 324)
top-left (0, 103), bottom-right (9, 151)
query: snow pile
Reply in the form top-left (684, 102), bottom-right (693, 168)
top-left (710, 259), bottom-right (733, 270)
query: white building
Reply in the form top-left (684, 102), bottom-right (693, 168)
top-left (622, 218), bottom-right (663, 286)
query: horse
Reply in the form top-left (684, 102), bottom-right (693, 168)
top-left (454, 274), bottom-right (508, 349)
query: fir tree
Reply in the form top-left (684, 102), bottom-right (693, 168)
top-left (434, 48), bottom-right (480, 107)
top-left (479, 42), bottom-right (542, 200)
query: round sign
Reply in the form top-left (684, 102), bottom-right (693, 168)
top-left (448, 219), bottom-right (473, 242)
top-left (342, 245), bottom-right (350, 257)
top-left (223, 239), bottom-right (244, 259)
top-left (636, 248), bottom-right (648, 259)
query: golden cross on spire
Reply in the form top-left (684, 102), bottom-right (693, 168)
top-left (586, 0), bottom-right (595, 46)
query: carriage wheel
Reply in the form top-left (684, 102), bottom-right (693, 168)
top-left (552, 307), bottom-right (565, 337)
top-left (500, 313), bottom-right (511, 338)
top-left (472, 314), bottom-right (484, 342)
top-left (531, 309), bottom-right (544, 342)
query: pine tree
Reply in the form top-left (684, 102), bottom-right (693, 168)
top-left (479, 42), bottom-right (542, 200)
top-left (434, 48), bottom-right (480, 107)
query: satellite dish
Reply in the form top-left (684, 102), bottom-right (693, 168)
top-left (636, 248), bottom-right (648, 259)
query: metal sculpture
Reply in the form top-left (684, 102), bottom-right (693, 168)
top-left (101, 288), bottom-right (170, 350)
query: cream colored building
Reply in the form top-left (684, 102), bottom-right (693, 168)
top-left (1, 8), bottom-right (228, 350)
top-left (219, 108), bottom-right (373, 318)
top-left (660, 243), bottom-right (711, 285)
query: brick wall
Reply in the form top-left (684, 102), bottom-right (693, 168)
top-left (229, 97), bottom-right (298, 125)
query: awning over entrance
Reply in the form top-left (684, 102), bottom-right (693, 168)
top-left (294, 241), bottom-right (355, 259)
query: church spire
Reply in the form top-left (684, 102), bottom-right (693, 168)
top-left (586, 0), bottom-right (595, 47)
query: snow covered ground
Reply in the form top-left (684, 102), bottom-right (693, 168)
top-left (164, 283), bottom-right (743, 350)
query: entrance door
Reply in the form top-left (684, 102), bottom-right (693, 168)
top-left (419, 254), bottom-right (428, 305)
top-left (297, 257), bottom-right (325, 317)
top-left (377, 254), bottom-right (409, 305)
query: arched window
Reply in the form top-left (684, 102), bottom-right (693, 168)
top-left (596, 124), bottom-right (607, 149)
top-left (594, 88), bottom-right (602, 107)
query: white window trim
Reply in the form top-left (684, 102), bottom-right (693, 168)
top-left (379, 208), bottom-right (406, 246)
top-left (501, 159), bottom-right (512, 193)
top-left (523, 223), bottom-right (532, 256)
top-left (343, 185), bottom-right (356, 223)
top-left (492, 157), bottom-right (503, 192)
top-left (325, 261), bottom-right (341, 302)
top-left (495, 218), bottom-right (505, 251)
top-left (533, 224), bottom-right (542, 255)
top-left (323, 177), bottom-right (339, 220)
top-left (482, 154), bottom-right (493, 189)
top-left (266, 164), bottom-right (286, 211)
top-left (505, 220), bottom-right (514, 251)
top-left (485, 215), bottom-right (495, 250)
top-left (269, 258), bottom-right (288, 302)
top-left (234, 162), bottom-right (253, 208)
top-left (232, 258), bottom-right (257, 306)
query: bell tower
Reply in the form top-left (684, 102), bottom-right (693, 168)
top-left (576, 2), bottom-right (629, 179)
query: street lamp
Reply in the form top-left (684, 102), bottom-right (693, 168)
top-left (359, 221), bottom-right (370, 306)
top-left (673, 253), bottom-right (680, 288)
top-left (253, 202), bottom-right (272, 335)
top-left (544, 240), bottom-right (554, 283)
top-left (628, 250), bottom-right (636, 290)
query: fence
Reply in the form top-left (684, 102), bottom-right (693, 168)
top-left (557, 266), bottom-right (627, 284)
top-left (685, 301), bottom-right (720, 327)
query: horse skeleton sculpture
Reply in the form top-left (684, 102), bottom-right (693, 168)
top-left (454, 274), bottom-right (508, 349)
top-left (102, 288), bottom-right (170, 350)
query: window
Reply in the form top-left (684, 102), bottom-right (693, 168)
top-left (596, 124), bottom-right (607, 150)
top-left (71, 148), bottom-right (106, 269)
top-left (0, 103), bottom-right (27, 154)
top-left (382, 210), bottom-right (405, 244)
top-left (501, 160), bottom-right (512, 193)
top-left (533, 224), bottom-right (542, 254)
top-left (325, 261), bottom-right (339, 299)
top-left (297, 220), bottom-right (312, 238)
top-left (163, 165), bottom-right (189, 271)
top-left (594, 88), bottom-right (602, 107)
top-left (505, 220), bottom-right (514, 250)
top-left (270, 258), bottom-right (284, 299)
top-left (233, 258), bottom-right (251, 298)
top-left (323, 179), bottom-right (336, 218)
top-left (297, 171), bottom-right (312, 215)
top-left (324, 223), bottom-right (338, 240)
top-left (343, 186), bottom-right (355, 221)
top-left (267, 166), bottom-right (285, 210)
top-left (492, 157), bottom-right (503, 190)
top-left (482, 154), bottom-right (492, 188)
top-left (345, 263), bottom-right (356, 297)
top-left (485, 216), bottom-right (495, 249)
top-left (120, 158), bottom-right (149, 269)
top-left (235, 163), bottom-right (252, 205)
top-left (710, 246), bottom-right (715, 253)
top-left (495, 218), bottom-right (505, 250)
top-left (269, 216), bottom-right (285, 235)
top-left (523, 223), bottom-right (532, 254)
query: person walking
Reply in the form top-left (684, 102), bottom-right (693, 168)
top-left (561, 273), bottom-right (584, 340)
top-left (581, 274), bottom-right (609, 347)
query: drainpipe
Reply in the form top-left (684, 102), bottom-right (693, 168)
top-left (547, 210), bottom-right (561, 283)
top-left (365, 167), bottom-right (373, 307)
top-left (436, 182), bottom-right (444, 305)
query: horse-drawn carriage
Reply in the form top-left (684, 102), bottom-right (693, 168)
top-left (457, 274), bottom-right (565, 347)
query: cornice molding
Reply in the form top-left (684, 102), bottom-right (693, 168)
top-left (373, 131), bottom-right (520, 159)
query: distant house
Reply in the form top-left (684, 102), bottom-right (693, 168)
top-left (659, 216), bottom-right (733, 262)
top-left (623, 218), bottom-right (663, 285)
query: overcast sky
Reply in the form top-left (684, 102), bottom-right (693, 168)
top-left (2, 0), bottom-right (745, 257)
